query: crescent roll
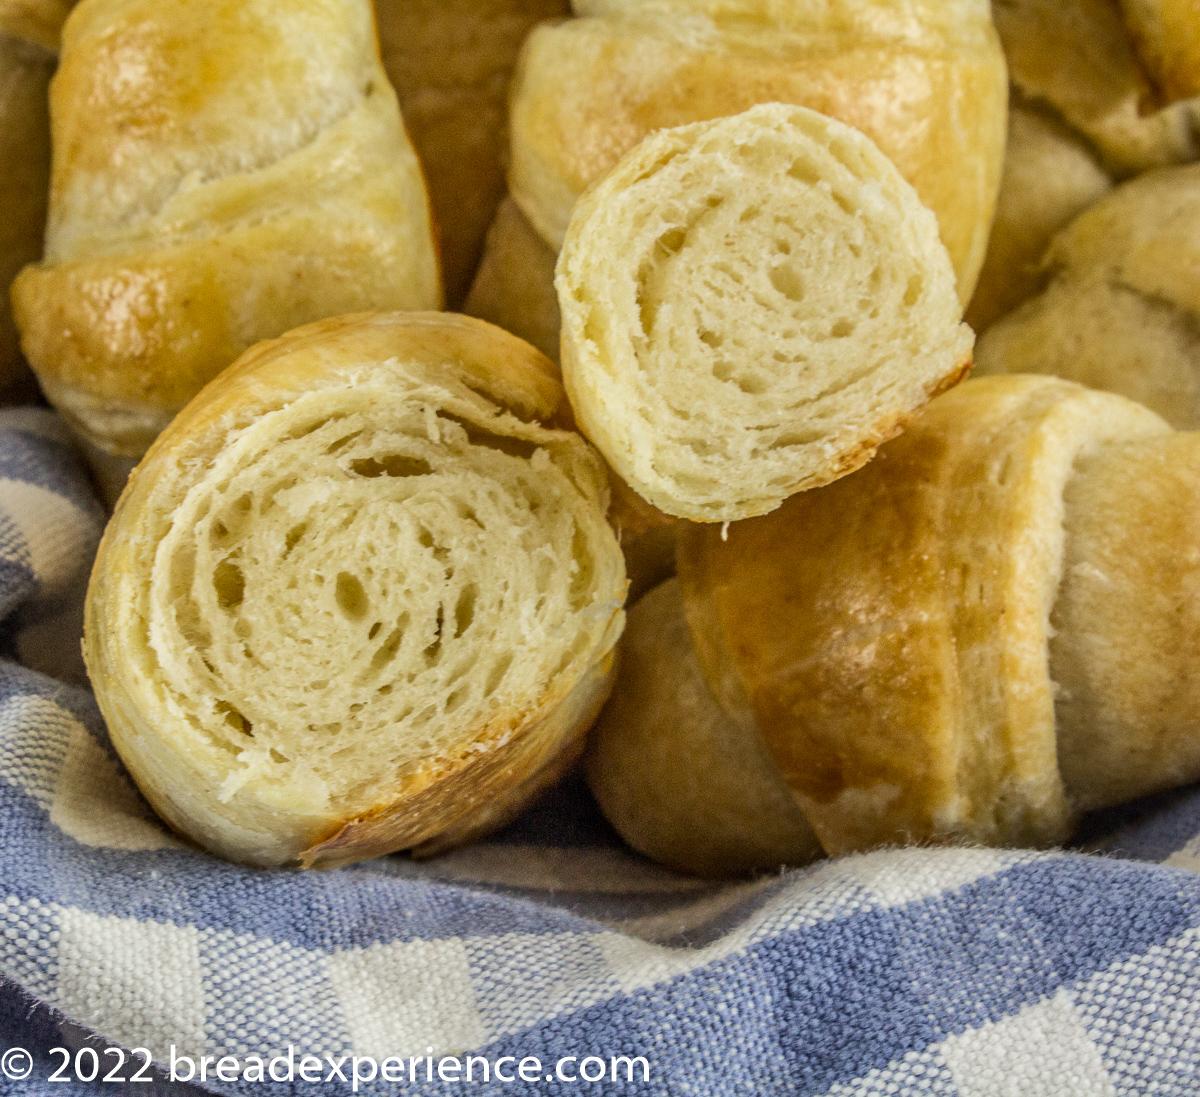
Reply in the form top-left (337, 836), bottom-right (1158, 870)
top-left (666, 375), bottom-right (1200, 865)
top-left (992, 0), bottom-right (1200, 179)
top-left (373, 0), bottom-right (569, 306)
top-left (12, 0), bottom-right (440, 462)
top-left (965, 102), bottom-right (1113, 334)
top-left (508, 0), bottom-right (1007, 306)
top-left (0, 0), bottom-right (73, 396)
top-left (593, 375), bottom-right (1200, 876)
top-left (557, 104), bottom-right (974, 523)
top-left (84, 312), bottom-right (626, 869)
top-left (974, 164), bottom-right (1200, 429)
top-left (586, 578), bottom-right (822, 878)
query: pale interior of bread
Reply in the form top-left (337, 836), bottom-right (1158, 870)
top-left (142, 366), bottom-right (624, 816)
top-left (558, 103), bottom-right (972, 521)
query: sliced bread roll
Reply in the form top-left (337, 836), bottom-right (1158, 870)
top-left (84, 312), bottom-right (626, 868)
top-left (557, 104), bottom-right (974, 522)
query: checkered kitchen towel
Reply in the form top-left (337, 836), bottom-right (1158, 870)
top-left (4, 406), bottom-right (1200, 1096)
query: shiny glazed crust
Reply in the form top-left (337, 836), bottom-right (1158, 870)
top-left (84, 312), bottom-right (627, 868)
top-left (509, 0), bottom-right (1007, 304)
top-left (677, 376), bottom-right (1168, 856)
top-left (12, 0), bottom-right (440, 458)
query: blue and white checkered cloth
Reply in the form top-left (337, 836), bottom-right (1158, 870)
top-left (4, 405), bottom-right (1200, 1096)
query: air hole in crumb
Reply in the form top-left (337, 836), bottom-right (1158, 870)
top-left (904, 274), bottom-right (924, 306)
top-left (236, 494), bottom-right (252, 513)
top-left (424, 606), bottom-right (445, 665)
top-left (325, 430), bottom-right (363, 455)
top-left (351, 454), bottom-right (432, 478)
top-left (831, 319), bottom-right (854, 338)
top-left (269, 749), bottom-right (289, 764)
top-left (484, 653), bottom-right (513, 698)
top-left (210, 521), bottom-right (229, 545)
top-left (454, 584), bottom-right (478, 638)
top-left (788, 159), bottom-right (821, 185)
top-left (769, 265), bottom-right (806, 302)
top-left (658, 227), bottom-right (686, 254)
top-left (369, 615), bottom-right (409, 674)
top-left (437, 414), bottom-right (540, 460)
top-left (699, 330), bottom-right (723, 349)
top-left (739, 205), bottom-right (761, 223)
top-left (213, 559), bottom-right (245, 610)
top-left (774, 238), bottom-right (792, 255)
top-left (735, 374), bottom-right (769, 395)
top-left (368, 622), bottom-right (382, 640)
top-left (445, 686), bottom-right (469, 714)
top-left (284, 524), bottom-right (308, 557)
top-left (336, 572), bottom-right (369, 619)
top-left (216, 702), bottom-right (252, 736)
top-left (773, 430), bottom-right (824, 448)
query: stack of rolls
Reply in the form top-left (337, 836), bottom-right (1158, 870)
top-left (48, 0), bottom-right (1200, 880)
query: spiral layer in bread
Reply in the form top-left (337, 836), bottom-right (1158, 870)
top-left (85, 313), bottom-right (626, 868)
top-left (557, 104), bottom-right (974, 522)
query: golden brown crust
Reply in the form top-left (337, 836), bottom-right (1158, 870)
top-left (509, 1), bottom-right (1007, 304)
top-left (587, 578), bottom-right (822, 879)
top-left (13, 0), bottom-right (440, 458)
top-left (375, 0), bottom-right (570, 307)
top-left (677, 375), bottom-right (1168, 856)
top-left (1052, 435), bottom-right (1200, 812)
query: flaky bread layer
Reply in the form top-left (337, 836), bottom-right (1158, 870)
top-left (558, 104), bottom-right (973, 522)
top-left (85, 312), bottom-right (626, 867)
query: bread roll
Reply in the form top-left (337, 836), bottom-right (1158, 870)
top-left (374, 0), bottom-right (569, 307)
top-left (464, 197), bottom-right (562, 363)
top-left (1118, 0), bottom-right (1200, 106)
top-left (84, 312), bottom-right (626, 869)
top-left (669, 375), bottom-right (1189, 864)
top-left (508, 0), bottom-right (1007, 306)
top-left (557, 104), bottom-right (974, 523)
top-left (965, 102), bottom-right (1113, 334)
top-left (586, 578), bottom-right (821, 878)
top-left (993, 0), bottom-right (1199, 178)
top-left (974, 164), bottom-right (1200, 429)
top-left (12, 0), bottom-right (440, 462)
top-left (0, 0), bottom-right (73, 396)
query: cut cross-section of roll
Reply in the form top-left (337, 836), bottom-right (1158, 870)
top-left (556, 104), bottom-right (974, 523)
top-left (84, 312), bottom-right (627, 868)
